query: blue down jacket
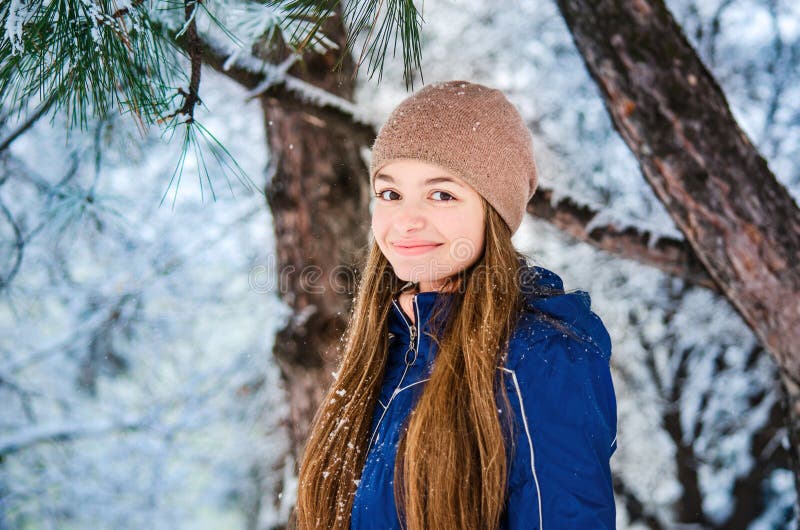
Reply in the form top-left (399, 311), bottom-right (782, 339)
top-left (350, 264), bottom-right (617, 529)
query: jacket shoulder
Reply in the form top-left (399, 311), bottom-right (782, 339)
top-left (505, 294), bottom-right (611, 373)
top-left (500, 301), bottom-right (618, 522)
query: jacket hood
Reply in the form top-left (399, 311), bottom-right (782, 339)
top-left (518, 262), bottom-right (612, 360)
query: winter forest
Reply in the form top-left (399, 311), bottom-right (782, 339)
top-left (1, 0), bottom-right (799, 528)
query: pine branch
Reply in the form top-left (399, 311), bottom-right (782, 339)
top-left (0, 0), bottom-right (180, 128)
top-left (163, 0), bottom-right (204, 124)
top-left (111, 0), bottom-right (147, 19)
top-left (196, 32), bottom-right (374, 128)
top-left (1, 0), bottom-right (268, 207)
top-left (263, 0), bottom-right (425, 90)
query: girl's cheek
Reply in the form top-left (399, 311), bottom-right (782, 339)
top-left (370, 216), bottom-right (390, 241)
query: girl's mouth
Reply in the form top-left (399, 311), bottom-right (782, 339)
top-left (392, 243), bottom-right (443, 256)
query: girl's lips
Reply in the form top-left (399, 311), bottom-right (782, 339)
top-left (392, 243), bottom-right (443, 256)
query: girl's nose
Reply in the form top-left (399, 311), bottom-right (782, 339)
top-left (393, 207), bottom-right (426, 232)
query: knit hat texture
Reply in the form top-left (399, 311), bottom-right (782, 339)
top-left (369, 80), bottom-right (538, 234)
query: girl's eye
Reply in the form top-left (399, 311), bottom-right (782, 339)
top-left (374, 190), bottom-right (456, 201)
top-left (375, 190), bottom-right (399, 201)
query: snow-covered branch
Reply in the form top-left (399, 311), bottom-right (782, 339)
top-left (198, 33), bottom-right (374, 127)
top-left (527, 185), bottom-right (716, 291)
top-left (0, 415), bottom-right (147, 456)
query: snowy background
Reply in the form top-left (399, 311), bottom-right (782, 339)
top-left (1, 0), bottom-right (798, 528)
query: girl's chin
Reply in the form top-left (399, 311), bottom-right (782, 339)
top-left (391, 269), bottom-right (458, 289)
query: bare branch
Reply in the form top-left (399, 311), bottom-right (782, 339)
top-left (0, 93), bottom-right (57, 153)
top-left (195, 33), bottom-right (374, 130)
top-left (0, 197), bottom-right (24, 292)
top-left (0, 416), bottom-right (148, 457)
top-left (528, 186), bottom-right (717, 291)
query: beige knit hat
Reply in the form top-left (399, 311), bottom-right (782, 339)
top-left (369, 80), bottom-right (538, 234)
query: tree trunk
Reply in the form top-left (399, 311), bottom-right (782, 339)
top-left (554, 0), bottom-right (800, 518)
top-left (255, 14), bottom-right (373, 529)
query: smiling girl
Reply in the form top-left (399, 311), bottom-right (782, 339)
top-left (295, 80), bottom-right (617, 529)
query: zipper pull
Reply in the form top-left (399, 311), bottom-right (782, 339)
top-left (405, 325), bottom-right (418, 365)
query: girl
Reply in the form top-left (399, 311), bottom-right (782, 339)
top-left (295, 80), bottom-right (617, 529)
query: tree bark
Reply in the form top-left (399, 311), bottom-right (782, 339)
top-left (554, 0), bottom-right (800, 518)
top-left (255, 15), bottom-right (373, 529)
top-left (197, 11), bottom-right (374, 528)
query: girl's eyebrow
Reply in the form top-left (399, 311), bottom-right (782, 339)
top-left (374, 174), bottom-right (464, 188)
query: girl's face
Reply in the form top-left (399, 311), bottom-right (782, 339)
top-left (371, 159), bottom-right (486, 292)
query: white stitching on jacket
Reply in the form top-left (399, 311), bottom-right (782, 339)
top-left (369, 297), bottom-right (423, 453)
top-left (394, 378), bottom-right (429, 394)
top-left (500, 366), bottom-right (544, 530)
top-left (369, 377), bottom-right (431, 449)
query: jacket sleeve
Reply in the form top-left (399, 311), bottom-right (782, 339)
top-left (502, 332), bottom-right (617, 530)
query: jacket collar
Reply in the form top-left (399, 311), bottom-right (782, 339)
top-left (388, 289), bottom-right (456, 339)
top-left (385, 259), bottom-right (610, 361)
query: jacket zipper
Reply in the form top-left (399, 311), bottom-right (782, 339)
top-left (396, 295), bottom-right (420, 365)
top-left (366, 295), bottom-right (421, 453)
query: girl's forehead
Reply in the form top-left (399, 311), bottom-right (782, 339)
top-left (376, 173), bottom-right (466, 189)
top-left (375, 160), bottom-right (467, 187)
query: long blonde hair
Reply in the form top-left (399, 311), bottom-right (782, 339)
top-left (295, 199), bottom-right (526, 529)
